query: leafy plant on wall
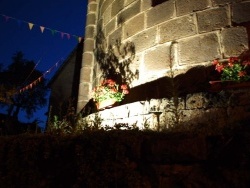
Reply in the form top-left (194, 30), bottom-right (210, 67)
top-left (94, 26), bottom-right (139, 85)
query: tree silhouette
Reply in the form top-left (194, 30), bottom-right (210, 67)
top-left (0, 52), bottom-right (48, 121)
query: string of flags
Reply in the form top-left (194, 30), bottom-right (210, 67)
top-left (19, 59), bottom-right (63, 93)
top-left (0, 14), bottom-right (83, 43)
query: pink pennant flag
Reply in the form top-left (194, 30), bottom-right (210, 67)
top-left (66, 33), bottom-right (70, 39)
top-left (40, 26), bottom-right (45, 33)
top-left (60, 32), bottom-right (65, 39)
top-left (3, 15), bottom-right (10, 22)
top-left (28, 22), bottom-right (34, 30)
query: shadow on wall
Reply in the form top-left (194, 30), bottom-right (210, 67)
top-left (122, 65), bottom-right (217, 105)
top-left (94, 25), bottom-right (139, 85)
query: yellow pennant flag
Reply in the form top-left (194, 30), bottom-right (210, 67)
top-left (40, 26), bottom-right (45, 33)
top-left (78, 37), bottom-right (82, 43)
top-left (28, 22), bottom-right (34, 30)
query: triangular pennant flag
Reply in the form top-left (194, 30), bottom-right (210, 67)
top-left (40, 26), bottom-right (45, 33)
top-left (65, 33), bottom-right (70, 39)
top-left (28, 22), bottom-right (34, 30)
top-left (60, 32), bottom-right (64, 39)
top-left (50, 29), bottom-right (56, 35)
top-left (3, 15), bottom-right (10, 22)
top-left (78, 37), bottom-right (82, 43)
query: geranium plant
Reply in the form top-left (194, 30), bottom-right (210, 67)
top-left (211, 57), bottom-right (250, 83)
top-left (92, 79), bottom-right (129, 103)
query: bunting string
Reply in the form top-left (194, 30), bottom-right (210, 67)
top-left (0, 14), bottom-right (83, 43)
top-left (19, 59), bottom-right (63, 93)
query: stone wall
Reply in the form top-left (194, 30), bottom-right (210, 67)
top-left (77, 0), bottom-right (249, 111)
top-left (82, 87), bottom-right (250, 130)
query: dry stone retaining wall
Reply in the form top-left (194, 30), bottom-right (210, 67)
top-left (82, 88), bottom-right (250, 130)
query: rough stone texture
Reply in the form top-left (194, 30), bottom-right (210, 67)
top-left (176, 0), bottom-right (211, 16)
top-left (83, 38), bottom-right (95, 52)
top-left (197, 7), bottom-right (230, 33)
top-left (186, 92), bottom-right (209, 109)
top-left (78, 0), bottom-right (250, 113)
top-left (144, 44), bottom-right (171, 75)
top-left (78, 82), bottom-right (91, 102)
top-left (131, 27), bottom-right (157, 53)
top-left (141, 0), bottom-right (151, 11)
top-left (100, 0), bottom-right (113, 16)
top-left (85, 25), bottom-right (95, 38)
top-left (146, 0), bottom-right (175, 28)
top-left (118, 0), bottom-right (141, 25)
top-left (82, 52), bottom-right (93, 67)
top-left (88, 2), bottom-right (97, 12)
top-left (80, 67), bottom-right (92, 83)
top-left (125, 0), bottom-right (136, 6)
top-left (159, 15), bottom-right (197, 43)
top-left (82, 89), bottom-right (250, 130)
top-left (221, 27), bottom-right (248, 57)
top-left (86, 13), bottom-right (96, 25)
top-left (105, 17), bottom-right (116, 36)
top-left (123, 13), bottom-right (144, 39)
top-left (212, 0), bottom-right (242, 6)
top-left (232, 1), bottom-right (250, 23)
top-left (108, 27), bottom-right (123, 45)
top-left (178, 33), bottom-right (221, 65)
top-left (103, 5), bottom-right (111, 26)
top-left (111, 0), bottom-right (125, 17)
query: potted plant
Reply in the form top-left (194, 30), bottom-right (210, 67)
top-left (209, 57), bottom-right (250, 91)
top-left (91, 79), bottom-right (129, 110)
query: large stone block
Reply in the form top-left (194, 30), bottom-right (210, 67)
top-left (159, 15), bottom-right (197, 43)
top-left (108, 27), bottom-right (122, 45)
top-left (212, 0), bottom-right (242, 6)
top-left (124, 13), bottom-right (145, 39)
top-left (86, 13), bottom-right (96, 25)
top-left (83, 39), bottom-right (95, 52)
top-left (176, 0), bottom-right (211, 16)
top-left (131, 27), bottom-right (157, 53)
top-left (177, 33), bottom-right (220, 65)
top-left (197, 7), bottom-right (230, 33)
top-left (88, 2), bottom-right (97, 12)
top-left (141, 0), bottom-right (151, 11)
top-left (118, 0), bottom-right (141, 25)
top-left (80, 67), bottom-right (92, 83)
top-left (100, 0), bottom-right (113, 15)
top-left (125, 0), bottom-right (136, 6)
top-left (82, 52), bottom-right (94, 67)
top-left (105, 18), bottom-right (116, 35)
top-left (144, 44), bottom-right (171, 74)
top-left (103, 5), bottom-right (111, 26)
top-left (221, 27), bottom-right (248, 57)
top-left (232, 1), bottom-right (250, 23)
top-left (85, 25), bottom-right (95, 38)
top-left (111, 0), bottom-right (125, 17)
top-left (146, 0), bottom-right (175, 28)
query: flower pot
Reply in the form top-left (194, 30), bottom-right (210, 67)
top-left (96, 98), bottom-right (118, 110)
top-left (209, 80), bottom-right (250, 92)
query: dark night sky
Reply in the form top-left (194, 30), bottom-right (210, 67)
top-left (0, 0), bottom-right (87, 129)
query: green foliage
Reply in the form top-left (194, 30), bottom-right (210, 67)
top-left (212, 57), bottom-right (250, 82)
top-left (0, 51), bottom-right (48, 119)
